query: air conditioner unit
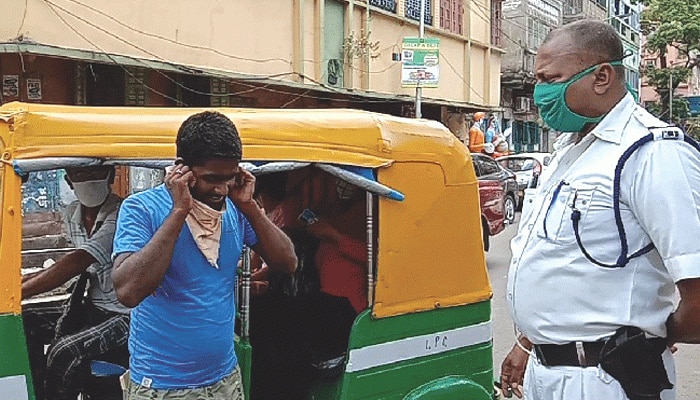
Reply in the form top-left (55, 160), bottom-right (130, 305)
top-left (515, 97), bottom-right (531, 112)
top-left (327, 59), bottom-right (343, 87)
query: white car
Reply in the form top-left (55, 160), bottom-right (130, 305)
top-left (495, 152), bottom-right (552, 209)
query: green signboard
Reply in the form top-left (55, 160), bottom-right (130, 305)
top-left (401, 37), bottom-right (440, 88)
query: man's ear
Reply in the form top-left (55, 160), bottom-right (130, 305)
top-left (592, 64), bottom-right (615, 95)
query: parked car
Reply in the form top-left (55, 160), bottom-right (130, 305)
top-left (471, 153), bottom-right (518, 251)
top-left (496, 152), bottom-right (552, 209)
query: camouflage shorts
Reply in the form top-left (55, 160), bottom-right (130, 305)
top-left (122, 366), bottom-right (244, 399)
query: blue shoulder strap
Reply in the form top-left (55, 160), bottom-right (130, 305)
top-left (572, 127), bottom-right (700, 268)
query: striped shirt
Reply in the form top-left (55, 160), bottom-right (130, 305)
top-left (63, 193), bottom-right (130, 314)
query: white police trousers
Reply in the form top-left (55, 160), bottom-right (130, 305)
top-left (522, 349), bottom-right (676, 400)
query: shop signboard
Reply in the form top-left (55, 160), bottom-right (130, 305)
top-left (401, 37), bottom-right (440, 88)
top-left (688, 95), bottom-right (700, 116)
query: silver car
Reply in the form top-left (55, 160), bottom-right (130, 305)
top-left (496, 152), bottom-right (552, 209)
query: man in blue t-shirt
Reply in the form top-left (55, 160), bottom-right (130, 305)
top-left (112, 111), bottom-right (297, 399)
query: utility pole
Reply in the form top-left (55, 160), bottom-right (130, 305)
top-left (669, 73), bottom-right (673, 123)
top-left (415, 0), bottom-right (425, 119)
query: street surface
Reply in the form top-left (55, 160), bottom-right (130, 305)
top-left (487, 215), bottom-right (700, 399)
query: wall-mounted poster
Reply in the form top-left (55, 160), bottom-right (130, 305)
top-left (401, 37), bottom-right (440, 88)
top-left (27, 78), bottom-right (42, 100)
top-left (2, 75), bottom-right (19, 97)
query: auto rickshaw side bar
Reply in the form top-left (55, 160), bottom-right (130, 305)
top-left (366, 191), bottom-right (375, 307)
top-left (0, 115), bottom-right (36, 399)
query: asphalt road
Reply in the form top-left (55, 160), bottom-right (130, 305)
top-left (486, 215), bottom-right (700, 399)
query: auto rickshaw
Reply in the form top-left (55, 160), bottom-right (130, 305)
top-left (0, 102), bottom-right (494, 400)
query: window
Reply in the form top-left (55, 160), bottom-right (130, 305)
top-left (630, 13), bottom-right (640, 31)
top-left (405, 0), bottom-right (433, 25)
top-left (210, 79), bottom-right (230, 107)
top-left (512, 121), bottom-right (540, 152)
top-left (527, 18), bottom-right (549, 50)
top-left (369, 0), bottom-right (396, 13)
top-left (125, 67), bottom-right (147, 106)
top-left (478, 157), bottom-right (500, 176)
top-left (491, 0), bottom-right (503, 46)
top-left (440, 0), bottom-right (464, 35)
top-left (524, 53), bottom-right (536, 72)
top-left (471, 159), bottom-right (481, 177)
top-left (563, 0), bottom-right (582, 15)
top-left (85, 64), bottom-right (125, 106)
top-left (625, 69), bottom-right (640, 92)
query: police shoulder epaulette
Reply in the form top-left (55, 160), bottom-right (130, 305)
top-left (648, 126), bottom-right (684, 141)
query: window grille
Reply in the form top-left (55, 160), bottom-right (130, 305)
top-left (440, 0), bottom-right (463, 35)
top-left (125, 67), bottom-right (147, 106)
top-left (210, 78), bottom-right (231, 107)
top-left (405, 0), bottom-right (433, 25)
top-left (491, 0), bottom-right (502, 46)
top-left (369, 0), bottom-right (396, 13)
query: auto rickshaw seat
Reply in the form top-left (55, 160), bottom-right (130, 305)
top-left (82, 344), bottom-right (129, 400)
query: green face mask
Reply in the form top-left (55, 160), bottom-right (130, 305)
top-left (533, 61), bottom-right (623, 132)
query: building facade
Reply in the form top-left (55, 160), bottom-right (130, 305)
top-left (562, 0), bottom-right (607, 23)
top-left (608, 0), bottom-right (642, 100)
top-left (500, 0), bottom-right (617, 153)
top-left (0, 0), bottom-right (502, 124)
top-left (500, 0), bottom-right (563, 152)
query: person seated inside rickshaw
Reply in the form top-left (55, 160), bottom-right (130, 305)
top-left (246, 169), bottom-right (368, 397)
top-left (245, 170), bottom-right (319, 400)
top-left (301, 177), bottom-right (368, 376)
top-left (21, 166), bottom-right (130, 400)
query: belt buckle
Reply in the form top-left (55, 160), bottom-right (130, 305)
top-left (575, 341), bottom-right (587, 366)
top-left (533, 345), bottom-right (547, 365)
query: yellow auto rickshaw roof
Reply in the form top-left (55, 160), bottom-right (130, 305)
top-left (0, 102), bottom-right (491, 318)
top-left (0, 102), bottom-right (456, 172)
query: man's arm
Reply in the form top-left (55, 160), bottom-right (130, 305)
top-left (112, 207), bottom-right (188, 308)
top-left (112, 164), bottom-right (194, 308)
top-left (500, 334), bottom-right (532, 399)
top-left (240, 201), bottom-right (297, 274)
top-left (22, 249), bottom-right (95, 300)
top-left (627, 141), bottom-right (700, 343)
top-left (229, 168), bottom-right (296, 274)
top-left (667, 278), bottom-right (700, 344)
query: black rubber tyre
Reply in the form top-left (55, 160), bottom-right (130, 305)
top-left (482, 219), bottom-right (490, 252)
top-left (504, 194), bottom-right (516, 225)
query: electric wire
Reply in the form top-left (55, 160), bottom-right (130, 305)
top-left (44, 0), bottom-right (361, 104)
top-left (43, 0), bottom-right (185, 105)
top-left (40, 0), bottom-right (496, 107)
top-left (440, 53), bottom-right (487, 102)
top-left (59, 0), bottom-right (294, 66)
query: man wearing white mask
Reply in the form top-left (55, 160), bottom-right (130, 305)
top-left (22, 165), bottom-right (130, 400)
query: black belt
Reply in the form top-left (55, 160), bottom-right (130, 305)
top-left (533, 341), bottom-right (606, 367)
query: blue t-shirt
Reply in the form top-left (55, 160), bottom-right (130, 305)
top-left (112, 185), bottom-right (258, 389)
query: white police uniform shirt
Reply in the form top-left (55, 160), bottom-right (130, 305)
top-left (508, 93), bottom-right (700, 345)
